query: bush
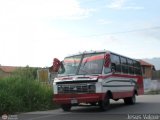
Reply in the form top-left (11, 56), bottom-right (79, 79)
top-left (0, 67), bottom-right (56, 115)
top-left (146, 89), bottom-right (160, 95)
top-left (0, 90), bottom-right (23, 114)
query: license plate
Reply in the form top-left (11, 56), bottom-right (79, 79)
top-left (71, 99), bottom-right (78, 104)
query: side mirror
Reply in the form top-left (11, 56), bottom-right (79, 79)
top-left (51, 58), bottom-right (61, 72)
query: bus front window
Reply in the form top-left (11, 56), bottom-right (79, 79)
top-left (78, 53), bottom-right (104, 75)
top-left (59, 55), bottom-right (82, 76)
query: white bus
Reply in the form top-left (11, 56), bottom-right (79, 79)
top-left (51, 50), bottom-right (144, 111)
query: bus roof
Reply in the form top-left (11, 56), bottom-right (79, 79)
top-left (65, 50), bottom-right (139, 62)
top-left (65, 50), bottom-right (107, 58)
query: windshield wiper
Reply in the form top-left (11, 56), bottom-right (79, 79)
top-left (83, 57), bottom-right (89, 67)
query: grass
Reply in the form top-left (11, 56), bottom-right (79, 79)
top-left (0, 67), bottom-right (57, 115)
top-left (145, 89), bottom-right (160, 95)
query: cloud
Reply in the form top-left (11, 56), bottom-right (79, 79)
top-left (123, 6), bottom-right (144, 10)
top-left (107, 0), bottom-right (144, 10)
top-left (0, 0), bottom-right (96, 67)
top-left (0, 0), bottom-right (95, 20)
top-left (97, 19), bottom-right (112, 25)
top-left (107, 0), bottom-right (126, 9)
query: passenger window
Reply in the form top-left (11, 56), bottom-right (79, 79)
top-left (111, 54), bottom-right (121, 72)
top-left (127, 59), bottom-right (134, 74)
top-left (133, 61), bottom-right (142, 75)
top-left (120, 57), bottom-right (128, 74)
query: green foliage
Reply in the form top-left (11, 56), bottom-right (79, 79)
top-left (13, 67), bottom-right (38, 80)
top-left (146, 89), bottom-right (160, 95)
top-left (0, 67), bottom-right (56, 115)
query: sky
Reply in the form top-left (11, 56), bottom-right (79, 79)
top-left (0, 0), bottom-right (160, 67)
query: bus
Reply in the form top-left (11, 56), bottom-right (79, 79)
top-left (51, 50), bottom-right (144, 111)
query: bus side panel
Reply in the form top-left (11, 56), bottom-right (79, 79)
top-left (101, 74), bottom-right (144, 99)
top-left (137, 76), bottom-right (144, 95)
top-left (102, 75), bottom-right (135, 99)
top-left (112, 91), bottom-right (134, 99)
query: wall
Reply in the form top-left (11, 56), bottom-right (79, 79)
top-left (143, 79), bottom-right (160, 92)
top-left (142, 66), bottom-right (152, 78)
top-left (152, 70), bottom-right (160, 80)
top-left (37, 69), bottom-right (50, 83)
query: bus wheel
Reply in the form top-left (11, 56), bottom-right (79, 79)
top-left (61, 104), bottom-right (71, 111)
top-left (124, 93), bottom-right (136, 105)
top-left (90, 102), bottom-right (97, 106)
top-left (99, 94), bottom-right (110, 111)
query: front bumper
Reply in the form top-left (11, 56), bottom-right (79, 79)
top-left (53, 93), bottom-right (104, 105)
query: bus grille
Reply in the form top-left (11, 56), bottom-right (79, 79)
top-left (57, 84), bottom-right (95, 94)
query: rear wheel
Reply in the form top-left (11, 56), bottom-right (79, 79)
top-left (61, 104), bottom-right (71, 111)
top-left (99, 94), bottom-right (110, 111)
top-left (124, 93), bottom-right (136, 105)
top-left (90, 102), bottom-right (97, 106)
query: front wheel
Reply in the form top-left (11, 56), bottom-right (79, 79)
top-left (99, 94), bottom-right (110, 111)
top-left (90, 102), bottom-right (97, 106)
top-left (61, 104), bottom-right (71, 111)
top-left (124, 94), bottom-right (136, 105)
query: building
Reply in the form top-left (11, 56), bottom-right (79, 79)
top-left (0, 66), bottom-right (17, 78)
top-left (139, 60), bottom-right (155, 79)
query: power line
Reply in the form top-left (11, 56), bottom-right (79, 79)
top-left (81, 26), bottom-right (160, 38)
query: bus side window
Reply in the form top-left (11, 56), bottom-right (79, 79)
top-left (133, 61), bottom-right (142, 75)
top-left (111, 63), bottom-right (116, 72)
top-left (111, 54), bottom-right (121, 73)
top-left (127, 59), bottom-right (134, 75)
top-left (135, 61), bottom-right (142, 75)
top-left (120, 57), bottom-right (128, 74)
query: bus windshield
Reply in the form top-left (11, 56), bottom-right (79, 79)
top-left (59, 55), bottom-right (82, 76)
top-left (59, 53), bottom-right (105, 76)
top-left (78, 53), bottom-right (104, 75)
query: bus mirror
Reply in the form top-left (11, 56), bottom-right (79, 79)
top-left (52, 58), bottom-right (61, 72)
top-left (104, 54), bottom-right (110, 67)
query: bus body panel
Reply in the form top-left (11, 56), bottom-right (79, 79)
top-left (53, 74), bottom-right (143, 105)
top-left (99, 74), bottom-right (144, 96)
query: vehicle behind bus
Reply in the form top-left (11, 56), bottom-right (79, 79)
top-left (52, 50), bottom-right (144, 111)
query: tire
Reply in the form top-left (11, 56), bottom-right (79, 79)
top-left (61, 104), bottom-right (71, 111)
top-left (99, 94), bottom-right (110, 111)
top-left (124, 93), bottom-right (136, 105)
top-left (90, 102), bottom-right (97, 106)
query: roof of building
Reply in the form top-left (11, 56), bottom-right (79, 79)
top-left (139, 60), bottom-right (154, 67)
top-left (0, 66), bottom-right (18, 73)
